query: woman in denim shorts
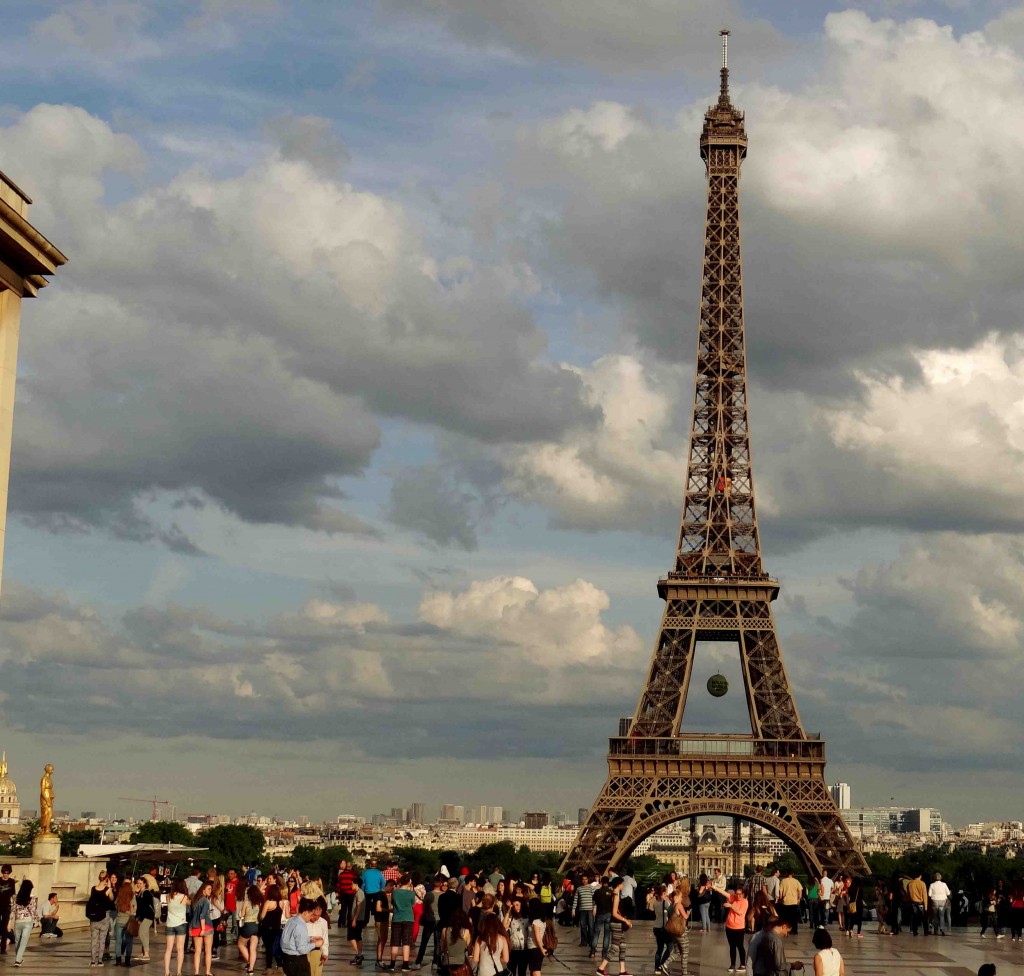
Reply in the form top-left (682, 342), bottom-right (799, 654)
top-left (163, 879), bottom-right (190, 976)
top-left (237, 884), bottom-right (263, 976)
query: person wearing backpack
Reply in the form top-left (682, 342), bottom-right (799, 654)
top-left (86, 871), bottom-right (114, 967)
top-left (538, 875), bottom-right (554, 920)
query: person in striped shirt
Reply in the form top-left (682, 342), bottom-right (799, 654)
top-left (573, 875), bottom-right (595, 951)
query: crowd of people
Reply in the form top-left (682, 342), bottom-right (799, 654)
top-left (0, 856), bottom-right (1014, 976)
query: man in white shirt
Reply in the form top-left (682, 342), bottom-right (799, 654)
top-left (711, 869), bottom-right (727, 922)
top-left (928, 873), bottom-right (951, 936)
top-left (765, 868), bottom-right (781, 904)
top-left (818, 871), bottom-right (833, 927)
top-left (306, 900), bottom-right (330, 975)
top-left (618, 873), bottom-right (637, 919)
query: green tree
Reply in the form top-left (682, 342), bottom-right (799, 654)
top-left (61, 828), bottom-right (101, 857)
top-left (438, 851), bottom-right (462, 877)
top-left (194, 824), bottom-right (265, 870)
top-left (287, 845), bottom-right (352, 887)
top-left (130, 821), bottom-right (196, 847)
top-left (625, 855), bottom-right (675, 884)
top-left (0, 819), bottom-right (38, 857)
top-left (392, 846), bottom-right (442, 880)
top-left (471, 842), bottom-right (519, 874)
top-left (770, 851), bottom-right (804, 880)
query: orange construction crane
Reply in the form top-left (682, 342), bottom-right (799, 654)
top-left (119, 796), bottom-right (170, 822)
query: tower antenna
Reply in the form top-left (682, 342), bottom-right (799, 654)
top-left (719, 28), bottom-right (731, 105)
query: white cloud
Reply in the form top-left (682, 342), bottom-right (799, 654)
top-left (420, 574), bottom-right (642, 670)
top-left (745, 11), bottom-right (1024, 268)
top-left (0, 573), bottom-right (644, 746)
top-left (501, 354), bottom-right (686, 530)
top-left (823, 334), bottom-right (1024, 522)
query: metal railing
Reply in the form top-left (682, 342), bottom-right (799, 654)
top-left (608, 736), bottom-right (824, 760)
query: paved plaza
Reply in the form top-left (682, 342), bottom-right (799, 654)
top-left (2, 923), bottom-right (1013, 976)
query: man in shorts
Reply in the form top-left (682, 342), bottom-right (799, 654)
top-left (347, 884), bottom-right (367, 967)
top-left (389, 875), bottom-right (416, 971)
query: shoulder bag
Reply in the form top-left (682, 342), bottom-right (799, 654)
top-left (664, 905), bottom-right (685, 937)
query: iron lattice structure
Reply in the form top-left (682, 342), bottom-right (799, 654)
top-left (563, 34), bottom-right (867, 881)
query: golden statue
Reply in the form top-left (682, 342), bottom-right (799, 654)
top-left (39, 763), bottom-right (55, 836)
top-left (0, 752), bottom-right (7, 780)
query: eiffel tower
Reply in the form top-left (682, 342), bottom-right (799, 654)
top-left (562, 32), bottom-right (867, 880)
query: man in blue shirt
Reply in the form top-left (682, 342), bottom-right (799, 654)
top-left (280, 898), bottom-right (323, 976)
top-left (362, 859), bottom-right (385, 896)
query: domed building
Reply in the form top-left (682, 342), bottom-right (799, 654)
top-left (0, 753), bottom-right (20, 825)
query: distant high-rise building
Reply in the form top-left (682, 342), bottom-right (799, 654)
top-left (440, 804), bottom-right (465, 823)
top-left (391, 807), bottom-right (408, 823)
top-left (488, 806), bottom-right (503, 824)
top-left (411, 803), bottom-right (426, 824)
top-left (830, 783), bottom-right (851, 810)
top-left (842, 805), bottom-right (943, 836)
top-left (578, 808), bottom-right (588, 826)
top-left (477, 805), bottom-right (489, 824)
top-left (524, 811), bottom-right (549, 829)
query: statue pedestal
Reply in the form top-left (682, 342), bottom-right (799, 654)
top-left (32, 832), bottom-right (61, 866)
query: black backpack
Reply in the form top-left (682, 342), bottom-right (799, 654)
top-left (85, 888), bottom-right (109, 922)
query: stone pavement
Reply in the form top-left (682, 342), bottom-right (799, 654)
top-left (2, 923), bottom-right (1015, 975)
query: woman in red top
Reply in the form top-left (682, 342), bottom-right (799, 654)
top-left (725, 888), bottom-right (748, 973)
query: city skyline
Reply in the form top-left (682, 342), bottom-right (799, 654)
top-left (1, 1), bottom-right (1024, 823)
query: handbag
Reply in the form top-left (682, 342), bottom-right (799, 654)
top-left (665, 907), bottom-right (685, 938)
top-left (126, 917), bottom-right (141, 937)
top-left (442, 928), bottom-right (473, 976)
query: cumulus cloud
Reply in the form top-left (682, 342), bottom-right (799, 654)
top-left (754, 333), bottom-right (1024, 542)
top-left (0, 574), bottom-right (643, 757)
top-left (1, 103), bottom-right (592, 545)
top-left (782, 532), bottom-right (1024, 772)
top-left (500, 354), bottom-right (687, 532)
top-left (499, 11), bottom-right (1024, 391)
top-left (420, 574), bottom-right (642, 672)
top-left (469, 330), bottom-right (1024, 545)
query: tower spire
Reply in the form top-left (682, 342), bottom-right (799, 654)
top-left (719, 28), bottom-right (731, 106)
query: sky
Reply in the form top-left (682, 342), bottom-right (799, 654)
top-left (1, 0), bottom-right (1023, 828)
